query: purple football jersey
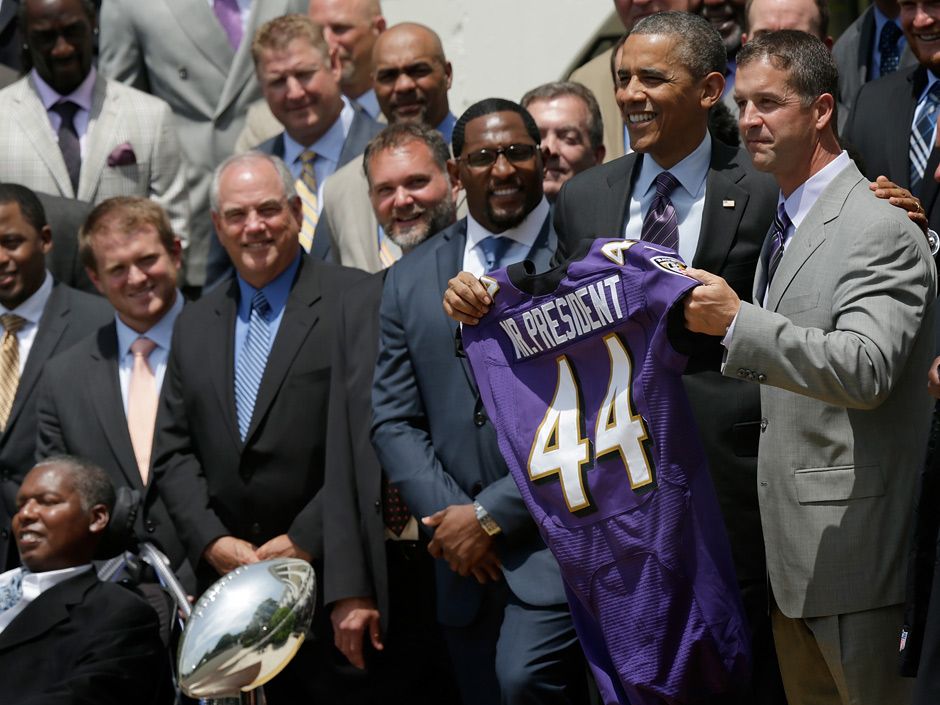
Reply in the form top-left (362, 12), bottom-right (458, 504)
top-left (462, 239), bottom-right (750, 705)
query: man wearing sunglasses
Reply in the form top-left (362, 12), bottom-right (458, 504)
top-left (371, 98), bottom-right (586, 705)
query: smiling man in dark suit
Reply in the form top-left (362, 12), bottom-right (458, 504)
top-left (36, 196), bottom-right (191, 587)
top-left (0, 183), bottom-right (111, 574)
top-left (152, 151), bottom-right (364, 701)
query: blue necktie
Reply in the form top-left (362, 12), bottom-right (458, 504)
top-left (235, 291), bottom-right (273, 440)
top-left (642, 171), bottom-right (681, 252)
top-left (879, 21), bottom-right (902, 77)
top-left (0, 568), bottom-right (23, 613)
top-left (762, 203), bottom-right (791, 303)
top-left (910, 82), bottom-right (940, 194)
top-left (478, 235), bottom-right (512, 273)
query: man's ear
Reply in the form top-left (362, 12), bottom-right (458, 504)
top-left (701, 71), bottom-right (726, 109)
top-left (89, 504), bottom-right (110, 535)
top-left (447, 159), bottom-right (462, 192)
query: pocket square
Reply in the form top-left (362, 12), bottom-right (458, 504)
top-left (107, 142), bottom-right (137, 167)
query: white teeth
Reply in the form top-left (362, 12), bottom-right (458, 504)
top-left (919, 33), bottom-right (940, 41)
top-left (628, 113), bottom-right (655, 124)
top-left (492, 188), bottom-right (519, 196)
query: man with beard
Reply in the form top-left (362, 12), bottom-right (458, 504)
top-left (521, 81), bottom-right (606, 203)
top-left (371, 99), bottom-right (586, 705)
top-left (321, 122), bottom-right (461, 701)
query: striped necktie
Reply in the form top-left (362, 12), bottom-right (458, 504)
top-left (378, 228), bottom-right (398, 269)
top-left (641, 171), bottom-right (681, 251)
top-left (761, 203), bottom-right (791, 303)
top-left (295, 150), bottom-right (318, 252)
top-left (910, 82), bottom-right (940, 194)
top-left (0, 314), bottom-right (26, 431)
top-left (234, 291), bottom-right (273, 441)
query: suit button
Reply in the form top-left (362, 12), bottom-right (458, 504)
top-left (471, 482), bottom-right (483, 497)
top-left (737, 368), bottom-right (747, 378)
top-left (374, 500), bottom-right (381, 514)
top-left (757, 373), bottom-right (767, 382)
top-left (145, 520), bottom-right (156, 534)
top-left (473, 411), bottom-right (486, 427)
top-left (0, 528), bottom-right (7, 539)
top-left (760, 481), bottom-right (768, 487)
top-left (760, 417), bottom-right (768, 433)
top-left (250, 522), bottom-right (261, 536)
top-left (178, 67), bottom-right (188, 80)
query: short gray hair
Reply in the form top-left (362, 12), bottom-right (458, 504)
top-left (33, 455), bottom-right (115, 512)
top-left (210, 152), bottom-right (297, 212)
top-left (520, 81), bottom-right (604, 152)
top-left (630, 11), bottom-right (727, 79)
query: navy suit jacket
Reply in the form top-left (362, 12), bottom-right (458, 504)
top-left (371, 216), bottom-right (567, 627)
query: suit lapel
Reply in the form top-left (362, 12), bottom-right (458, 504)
top-left (164, 0), bottom-right (233, 83)
top-left (693, 142), bottom-right (750, 272)
top-left (0, 570), bottom-right (95, 651)
top-left (4, 284), bottom-right (69, 438)
top-left (767, 163), bottom-right (863, 311)
top-left (895, 68), bottom-right (925, 189)
top-left (77, 77), bottom-right (116, 203)
top-left (607, 154), bottom-right (641, 236)
top-left (337, 108), bottom-right (378, 168)
top-left (244, 258), bottom-right (321, 444)
top-left (89, 325), bottom-right (144, 492)
top-left (0, 1), bottom-right (16, 35)
top-left (13, 78), bottom-right (73, 196)
top-left (856, 8), bottom-right (876, 86)
top-left (210, 280), bottom-right (242, 450)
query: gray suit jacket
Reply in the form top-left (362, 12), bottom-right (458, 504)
top-left (832, 5), bottom-right (916, 114)
top-left (724, 160), bottom-right (937, 618)
top-left (98, 0), bottom-right (307, 286)
top-left (0, 74), bottom-right (189, 243)
top-left (371, 216), bottom-right (566, 627)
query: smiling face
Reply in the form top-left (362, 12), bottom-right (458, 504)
top-left (13, 463), bottom-right (108, 573)
top-left (24, 0), bottom-right (95, 95)
top-left (258, 37), bottom-right (345, 146)
top-left (372, 24), bottom-right (451, 127)
top-left (451, 111), bottom-right (543, 234)
top-left (368, 139), bottom-right (456, 250)
top-left (0, 201), bottom-right (52, 310)
top-left (616, 32), bottom-right (722, 168)
top-left (211, 157), bottom-right (303, 289)
top-left (901, 0), bottom-right (940, 72)
top-left (86, 223), bottom-right (181, 334)
top-left (700, 0), bottom-right (746, 54)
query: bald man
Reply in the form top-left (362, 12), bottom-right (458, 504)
top-left (236, 0), bottom-right (387, 151)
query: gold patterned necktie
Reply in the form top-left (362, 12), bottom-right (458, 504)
top-left (295, 150), bottom-right (319, 252)
top-left (0, 314), bottom-right (26, 431)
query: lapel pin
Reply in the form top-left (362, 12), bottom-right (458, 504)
top-left (722, 200), bottom-right (735, 208)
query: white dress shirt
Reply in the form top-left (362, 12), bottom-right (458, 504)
top-left (0, 564), bottom-right (93, 634)
top-left (0, 272), bottom-right (53, 376)
top-left (624, 133), bottom-right (711, 265)
top-left (115, 293), bottom-right (184, 415)
top-left (463, 197), bottom-right (551, 277)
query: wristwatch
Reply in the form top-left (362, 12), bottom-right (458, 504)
top-left (473, 501), bottom-right (502, 536)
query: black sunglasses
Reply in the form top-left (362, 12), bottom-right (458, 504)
top-left (458, 143), bottom-right (540, 169)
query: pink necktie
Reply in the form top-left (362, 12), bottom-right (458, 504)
top-left (128, 337), bottom-right (158, 485)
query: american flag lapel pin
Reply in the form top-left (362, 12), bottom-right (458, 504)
top-left (722, 200), bottom-right (735, 208)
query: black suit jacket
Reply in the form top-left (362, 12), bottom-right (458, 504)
top-left (0, 283), bottom-right (112, 570)
top-left (322, 272), bottom-right (390, 623)
top-left (152, 256), bottom-right (366, 580)
top-left (35, 321), bottom-right (190, 581)
top-left (844, 64), bottom-right (940, 235)
top-left (34, 191), bottom-right (96, 294)
top-left (553, 140), bottom-right (778, 596)
top-left (0, 0), bottom-right (21, 72)
top-left (0, 569), bottom-right (172, 705)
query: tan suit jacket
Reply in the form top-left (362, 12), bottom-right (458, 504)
top-left (569, 47), bottom-right (624, 162)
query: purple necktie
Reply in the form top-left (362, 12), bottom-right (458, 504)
top-left (213, 0), bottom-right (243, 50)
top-left (641, 171), bottom-right (680, 252)
top-left (760, 203), bottom-right (791, 304)
top-left (52, 100), bottom-right (81, 193)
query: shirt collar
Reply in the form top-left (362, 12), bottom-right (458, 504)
top-left (21, 564), bottom-right (92, 597)
top-left (115, 291), bottom-right (183, 359)
top-left (466, 196), bottom-right (550, 251)
top-left (236, 252), bottom-right (302, 319)
top-left (780, 150), bottom-right (852, 229)
top-left (283, 96), bottom-right (354, 167)
top-left (873, 4), bottom-right (902, 36)
top-left (354, 89), bottom-right (381, 121)
top-left (437, 112), bottom-right (457, 145)
top-left (32, 66), bottom-right (97, 112)
top-left (1, 271), bottom-right (53, 323)
top-left (635, 133), bottom-right (712, 201)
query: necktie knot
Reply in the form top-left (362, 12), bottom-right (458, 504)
top-left (131, 336), bottom-right (156, 359)
top-left (213, 0), bottom-right (243, 49)
top-left (300, 150), bottom-right (317, 167)
top-left (52, 100), bottom-right (79, 124)
top-left (478, 235), bottom-right (512, 273)
top-left (0, 314), bottom-right (26, 336)
top-left (251, 290), bottom-right (272, 321)
top-left (654, 171), bottom-right (680, 199)
top-left (880, 21), bottom-right (901, 49)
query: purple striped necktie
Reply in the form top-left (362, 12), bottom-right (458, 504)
top-left (641, 171), bottom-right (680, 252)
top-left (765, 203), bottom-right (791, 288)
top-left (213, 0), bottom-right (243, 50)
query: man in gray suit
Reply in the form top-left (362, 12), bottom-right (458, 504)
top-left (98, 0), bottom-right (307, 288)
top-left (685, 30), bottom-right (936, 705)
top-left (0, 0), bottom-right (189, 249)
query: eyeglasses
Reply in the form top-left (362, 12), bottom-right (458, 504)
top-left (458, 143), bottom-right (539, 169)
